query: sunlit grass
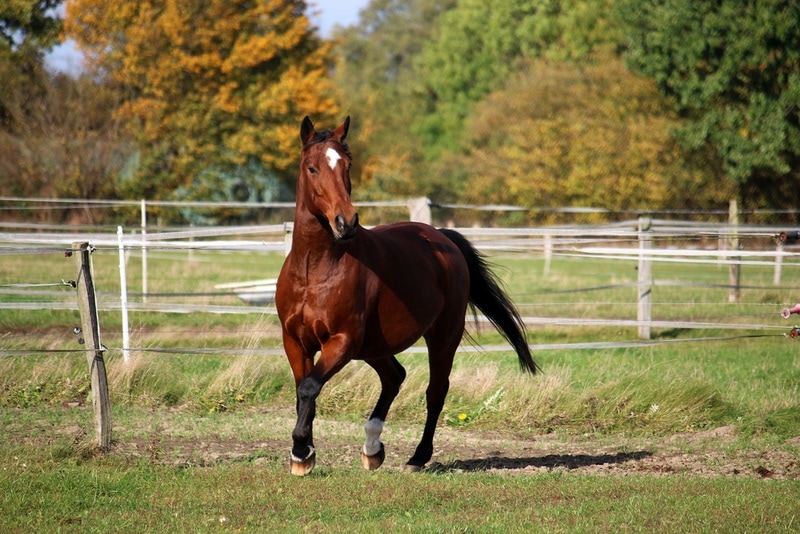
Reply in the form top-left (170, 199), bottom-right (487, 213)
top-left (2, 240), bottom-right (799, 532)
top-left (2, 250), bottom-right (799, 439)
top-left (0, 447), bottom-right (797, 533)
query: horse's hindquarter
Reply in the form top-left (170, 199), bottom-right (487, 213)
top-left (355, 223), bottom-right (470, 357)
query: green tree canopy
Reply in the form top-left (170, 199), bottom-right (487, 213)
top-left (332, 0), bottom-right (456, 200)
top-left (615, 0), bottom-right (800, 213)
top-left (65, 0), bottom-right (340, 201)
top-left (1, 0), bottom-right (61, 128)
top-left (334, 0), bottom-right (621, 198)
top-left (0, 1), bottom-right (128, 221)
top-left (415, 0), bottom-right (619, 154)
top-left (444, 58), bottom-right (729, 224)
top-left (0, 0), bottom-right (60, 50)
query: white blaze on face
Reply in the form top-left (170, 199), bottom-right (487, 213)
top-left (325, 147), bottom-right (342, 170)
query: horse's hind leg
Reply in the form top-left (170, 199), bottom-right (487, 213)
top-left (405, 326), bottom-right (462, 472)
top-left (362, 356), bottom-right (406, 470)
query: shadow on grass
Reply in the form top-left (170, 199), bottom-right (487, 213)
top-left (426, 450), bottom-right (652, 473)
top-left (654, 328), bottom-right (690, 339)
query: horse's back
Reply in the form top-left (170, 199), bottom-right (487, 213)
top-left (365, 222), bottom-right (468, 285)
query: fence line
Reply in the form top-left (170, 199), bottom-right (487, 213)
top-left (2, 218), bottom-right (799, 346)
top-left (3, 206), bottom-right (799, 451)
top-left (3, 331), bottom-right (791, 360)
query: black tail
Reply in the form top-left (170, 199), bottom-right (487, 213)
top-left (439, 228), bottom-right (539, 374)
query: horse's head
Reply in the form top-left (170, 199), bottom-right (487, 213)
top-left (297, 116), bottom-right (359, 241)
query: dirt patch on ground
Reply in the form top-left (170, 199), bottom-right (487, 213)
top-left (426, 425), bottom-right (799, 479)
top-left (96, 409), bottom-right (800, 480)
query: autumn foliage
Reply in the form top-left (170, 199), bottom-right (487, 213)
top-left (65, 0), bottom-right (339, 199)
top-left (2, 1), bottom-right (798, 224)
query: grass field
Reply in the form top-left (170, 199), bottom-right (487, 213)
top-left (1, 245), bottom-right (799, 531)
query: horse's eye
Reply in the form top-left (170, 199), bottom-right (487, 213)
top-left (308, 165), bottom-right (318, 175)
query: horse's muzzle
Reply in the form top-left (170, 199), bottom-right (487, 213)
top-left (334, 213), bottom-right (359, 240)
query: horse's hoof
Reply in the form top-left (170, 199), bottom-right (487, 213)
top-left (403, 463), bottom-right (424, 473)
top-left (361, 443), bottom-right (385, 470)
top-left (290, 449), bottom-right (316, 476)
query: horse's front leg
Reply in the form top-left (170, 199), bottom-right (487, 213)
top-left (291, 374), bottom-right (321, 475)
top-left (283, 334), bottom-right (317, 476)
top-left (288, 333), bottom-right (353, 476)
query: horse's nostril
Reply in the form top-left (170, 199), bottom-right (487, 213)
top-left (335, 215), bottom-right (346, 232)
top-left (333, 213), bottom-right (358, 240)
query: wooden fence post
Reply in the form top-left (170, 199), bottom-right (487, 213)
top-left (543, 233), bottom-right (553, 277)
top-left (728, 200), bottom-right (741, 302)
top-left (637, 218), bottom-right (652, 340)
top-left (407, 197), bottom-right (432, 224)
top-left (774, 241), bottom-right (783, 286)
top-left (284, 222), bottom-right (293, 256)
top-left (72, 242), bottom-right (112, 450)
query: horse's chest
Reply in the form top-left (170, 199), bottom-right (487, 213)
top-left (279, 258), bottom-right (369, 347)
top-left (289, 280), bottom-right (360, 339)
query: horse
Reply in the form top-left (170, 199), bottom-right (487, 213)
top-left (275, 116), bottom-right (538, 476)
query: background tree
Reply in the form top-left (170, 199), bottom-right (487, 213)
top-left (333, 0), bottom-right (639, 208)
top-left (332, 0), bottom-right (456, 202)
top-left (615, 0), bottom-right (800, 218)
top-left (1, 1), bottom-right (131, 223)
top-left (0, 0), bottom-right (60, 126)
top-left (414, 0), bottom-right (619, 156)
top-left (65, 0), bottom-right (340, 203)
top-left (0, 69), bottom-right (133, 222)
top-left (445, 59), bottom-right (729, 225)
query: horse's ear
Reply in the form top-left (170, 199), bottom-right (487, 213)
top-left (333, 116), bottom-right (350, 142)
top-left (300, 116), bottom-right (315, 145)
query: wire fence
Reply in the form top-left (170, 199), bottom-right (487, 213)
top-left (2, 204), bottom-right (800, 360)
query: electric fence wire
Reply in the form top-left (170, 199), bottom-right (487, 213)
top-left (1, 331), bottom-right (794, 358)
top-left (2, 216), bottom-right (799, 358)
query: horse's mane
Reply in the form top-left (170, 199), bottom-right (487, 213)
top-left (303, 129), bottom-right (352, 160)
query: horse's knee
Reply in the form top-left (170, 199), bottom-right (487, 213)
top-left (384, 379), bottom-right (403, 399)
top-left (384, 358), bottom-right (406, 394)
top-left (297, 375), bottom-right (322, 402)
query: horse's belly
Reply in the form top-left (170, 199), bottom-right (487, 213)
top-left (358, 289), bottom-right (443, 357)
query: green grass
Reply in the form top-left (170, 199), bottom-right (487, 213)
top-left (2, 249), bottom-right (799, 436)
top-left (2, 248), bottom-right (799, 531)
top-left (1, 441), bottom-right (798, 533)
top-left (3, 335), bottom-right (798, 437)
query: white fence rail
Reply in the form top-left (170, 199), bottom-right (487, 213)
top-left (2, 209), bottom-right (799, 356)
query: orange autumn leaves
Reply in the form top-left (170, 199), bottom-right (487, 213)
top-left (65, 0), bottom-right (339, 195)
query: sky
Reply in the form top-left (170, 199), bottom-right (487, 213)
top-left (45, 0), bottom-right (371, 75)
top-left (309, 0), bottom-right (370, 36)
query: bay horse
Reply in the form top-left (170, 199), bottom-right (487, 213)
top-left (276, 116), bottom-right (538, 476)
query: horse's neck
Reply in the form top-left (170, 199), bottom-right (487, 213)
top-left (290, 210), bottom-right (343, 267)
